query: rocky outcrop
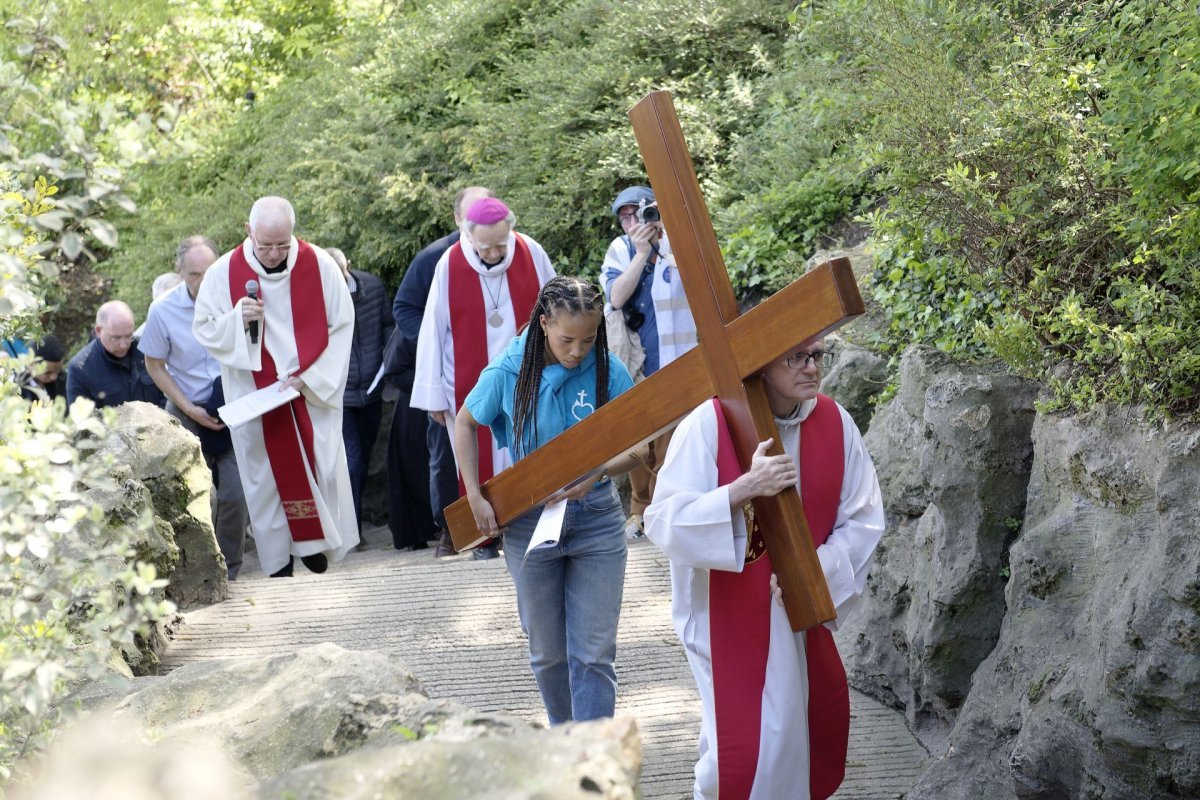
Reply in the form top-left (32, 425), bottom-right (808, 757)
top-left (842, 345), bottom-right (1200, 797)
top-left (27, 644), bottom-right (642, 800)
top-left (91, 401), bottom-right (228, 612)
top-left (841, 346), bottom-right (1040, 749)
top-left (906, 406), bottom-right (1200, 799)
top-left (821, 332), bottom-right (890, 432)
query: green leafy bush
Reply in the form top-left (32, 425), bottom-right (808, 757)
top-left (108, 0), bottom-right (799, 306)
top-left (792, 0), bottom-right (1200, 416)
top-left (0, 389), bottom-right (173, 779)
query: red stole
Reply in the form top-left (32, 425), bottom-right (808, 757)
top-left (709, 395), bottom-right (849, 800)
top-left (448, 235), bottom-right (539, 492)
top-left (229, 241), bottom-right (329, 543)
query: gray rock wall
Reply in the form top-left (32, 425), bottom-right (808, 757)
top-left (821, 332), bottom-right (890, 433)
top-left (841, 347), bottom-right (1040, 748)
top-left (843, 345), bottom-right (1200, 797)
top-left (96, 402), bottom-right (229, 611)
top-left (908, 406), bottom-right (1200, 799)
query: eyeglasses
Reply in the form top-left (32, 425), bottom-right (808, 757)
top-left (617, 211), bottom-right (638, 224)
top-left (784, 349), bottom-right (834, 370)
top-left (251, 234), bottom-right (291, 255)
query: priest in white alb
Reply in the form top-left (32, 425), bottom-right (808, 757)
top-left (645, 337), bottom-right (885, 800)
top-left (193, 195), bottom-right (359, 577)
top-left (410, 197), bottom-right (555, 558)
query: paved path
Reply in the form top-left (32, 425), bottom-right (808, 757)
top-left (162, 529), bottom-right (929, 798)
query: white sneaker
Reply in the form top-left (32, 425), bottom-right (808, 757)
top-left (624, 514), bottom-right (644, 539)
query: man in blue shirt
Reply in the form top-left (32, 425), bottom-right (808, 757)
top-left (141, 236), bottom-right (248, 579)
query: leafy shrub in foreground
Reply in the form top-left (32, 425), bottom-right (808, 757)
top-left (0, 387), bottom-right (173, 780)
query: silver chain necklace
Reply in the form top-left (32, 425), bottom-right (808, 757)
top-left (482, 274), bottom-right (505, 328)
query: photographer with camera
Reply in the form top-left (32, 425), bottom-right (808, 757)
top-left (601, 185), bottom-right (698, 539)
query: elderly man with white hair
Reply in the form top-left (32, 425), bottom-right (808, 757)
top-left (410, 196), bottom-right (555, 560)
top-left (193, 196), bottom-right (358, 577)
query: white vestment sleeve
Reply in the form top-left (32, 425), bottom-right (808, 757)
top-left (192, 252), bottom-right (262, 373)
top-left (818, 405), bottom-right (886, 630)
top-left (524, 235), bottom-right (558, 285)
top-left (410, 255), bottom-right (451, 413)
top-left (644, 403), bottom-right (749, 573)
top-left (296, 248), bottom-right (354, 407)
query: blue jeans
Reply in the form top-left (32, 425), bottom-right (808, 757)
top-left (503, 479), bottom-right (627, 725)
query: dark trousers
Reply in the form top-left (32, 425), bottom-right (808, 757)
top-left (386, 393), bottom-right (437, 549)
top-left (342, 398), bottom-right (383, 533)
top-left (427, 413), bottom-right (460, 531)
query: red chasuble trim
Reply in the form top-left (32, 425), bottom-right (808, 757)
top-left (229, 241), bottom-right (329, 543)
top-left (448, 235), bottom-right (539, 495)
top-left (709, 395), bottom-right (849, 800)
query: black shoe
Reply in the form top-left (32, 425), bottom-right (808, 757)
top-left (300, 553), bottom-right (328, 574)
top-left (473, 543), bottom-right (500, 561)
top-left (270, 556), bottom-right (295, 578)
top-left (411, 539), bottom-right (429, 551)
top-left (433, 530), bottom-right (457, 558)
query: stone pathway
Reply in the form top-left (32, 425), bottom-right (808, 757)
top-left (162, 528), bottom-right (929, 798)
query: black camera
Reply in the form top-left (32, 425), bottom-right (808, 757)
top-left (636, 199), bottom-right (660, 225)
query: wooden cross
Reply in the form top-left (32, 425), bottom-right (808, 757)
top-left (445, 91), bottom-right (864, 631)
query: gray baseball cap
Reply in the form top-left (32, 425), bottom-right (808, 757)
top-left (611, 186), bottom-right (655, 216)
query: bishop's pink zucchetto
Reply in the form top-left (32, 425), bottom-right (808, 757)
top-left (465, 197), bottom-right (510, 225)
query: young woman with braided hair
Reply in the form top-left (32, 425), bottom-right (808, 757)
top-left (455, 275), bottom-right (640, 724)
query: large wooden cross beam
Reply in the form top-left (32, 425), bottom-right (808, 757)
top-left (445, 91), bottom-right (865, 631)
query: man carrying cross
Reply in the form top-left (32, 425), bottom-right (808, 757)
top-left (193, 196), bottom-right (359, 577)
top-left (410, 197), bottom-right (555, 560)
top-left (645, 334), bottom-right (884, 800)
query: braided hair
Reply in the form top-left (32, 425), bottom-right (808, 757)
top-left (511, 276), bottom-right (610, 459)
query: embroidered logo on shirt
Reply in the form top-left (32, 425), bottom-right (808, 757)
top-left (571, 389), bottom-right (595, 421)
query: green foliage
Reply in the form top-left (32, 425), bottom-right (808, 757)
top-left (0, 388), bottom-right (173, 779)
top-left (723, 158), bottom-right (865, 293)
top-left (864, 205), bottom-right (1009, 358)
top-left (0, 0), bottom-right (360, 327)
top-left (0, 0), bottom-right (183, 342)
top-left (10, 0), bottom-right (1199, 416)
top-left (717, 6), bottom-right (873, 294)
top-left (792, 0), bottom-right (1200, 416)
top-left (110, 0), bottom-right (798, 306)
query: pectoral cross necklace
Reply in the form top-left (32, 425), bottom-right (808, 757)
top-left (483, 274), bottom-right (505, 328)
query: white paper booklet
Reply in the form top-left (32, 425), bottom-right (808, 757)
top-left (525, 500), bottom-right (567, 558)
top-left (217, 381), bottom-right (301, 429)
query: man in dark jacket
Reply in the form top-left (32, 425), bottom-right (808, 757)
top-left (328, 247), bottom-right (393, 539)
top-left (385, 185), bottom-right (491, 555)
top-left (66, 301), bottom-right (165, 409)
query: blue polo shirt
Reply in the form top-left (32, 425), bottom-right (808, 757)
top-left (139, 281), bottom-right (222, 404)
top-left (466, 330), bottom-right (633, 461)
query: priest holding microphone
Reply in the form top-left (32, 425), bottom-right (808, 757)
top-left (193, 195), bottom-right (359, 577)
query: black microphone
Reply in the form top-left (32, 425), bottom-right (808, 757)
top-left (245, 279), bottom-right (260, 344)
